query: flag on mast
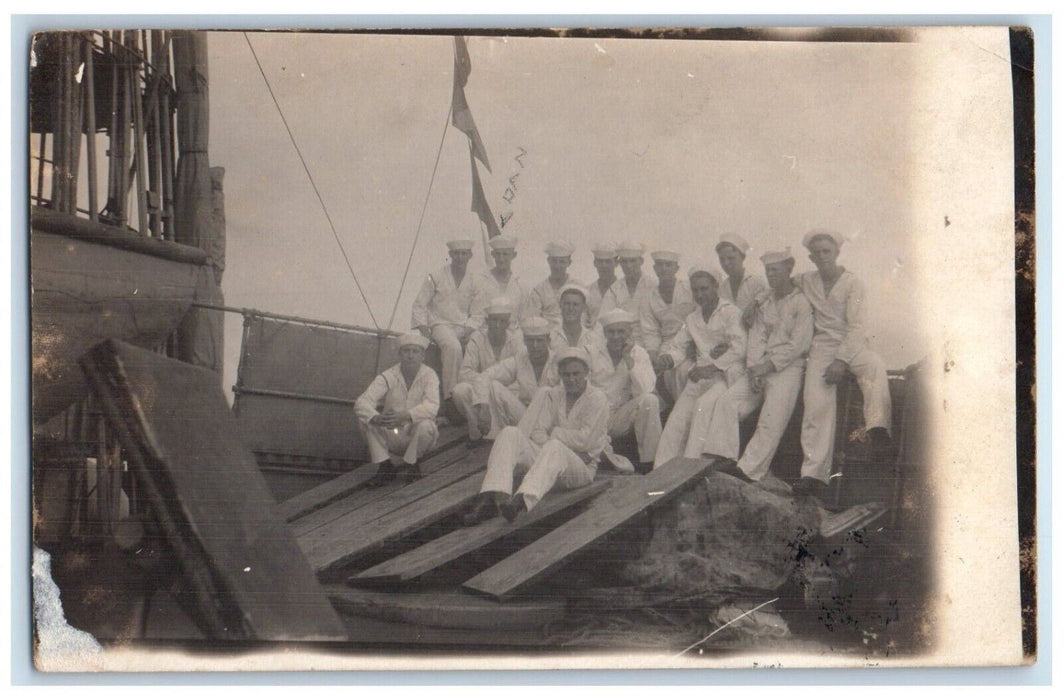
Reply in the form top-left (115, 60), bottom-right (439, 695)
top-left (452, 36), bottom-right (492, 172)
top-left (470, 145), bottom-right (502, 244)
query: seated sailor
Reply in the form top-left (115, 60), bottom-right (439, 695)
top-left (795, 229), bottom-right (892, 498)
top-left (716, 233), bottom-right (767, 328)
top-left (590, 309), bottom-right (662, 474)
top-left (477, 234), bottom-right (527, 328)
top-left (550, 283), bottom-right (604, 355)
top-left (639, 249), bottom-right (697, 403)
top-left (652, 265), bottom-right (747, 468)
top-left (354, 332), bottom-right (440, 487)
top-left (451, 297), bottom-right (524, 443)
top-left (524, 240), bottom-right (579, 329)
top-left (584, 244), bottom-right (619, 328)
top-left (410, 238), bottom-right (484, 401)
top-left (462, 346), bottom-right (610, 525)
top-left (472, 316), bottom-right (559, 439)
top-left (694, 247), bottom-right (814, 481)
top-left (599, 241), bottom-right (657, 346)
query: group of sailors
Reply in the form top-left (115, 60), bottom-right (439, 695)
top-left (354, 230), bottom-right (892, 524)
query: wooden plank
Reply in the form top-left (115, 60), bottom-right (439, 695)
top-left (351, 480), bottom-right (612, 586)
top-left (819, 501), bottom-right (888, 539)
top-left (326, 585), bottom-right (565, 631)
top-left (79, 340), bottom-right (346, 641)
top-left (276, 425), bottom-right (467, 522)
top-left (462, 457), bottom-right (712, 601)
top-left (288, 441), bottom-right (479, 538)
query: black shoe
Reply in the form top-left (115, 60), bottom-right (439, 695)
top-left (461, 495), bottom-right (499, 526)
top-left (365, 461), bottom-right (397, 488)
top-left (791, 476), bottom-right (826, 499)
top-left (635, 461), bottom-right (654, 475)
top-left (714, 459), bottom-right (753, 483)
top-left (867, 427), bottom-right (892, 462)
top-left (499, 494), bottom-right (528, 522)
top-left (398, 462), bottom-right (422, 485)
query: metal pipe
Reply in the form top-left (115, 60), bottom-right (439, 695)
top-left (190, 301), bottom-right (400, 337)
top-left (232, 385), bottom-right (354, 406)
top-left (158, 31), bottom-right (175, 240)
top-left (83, 33), bottom-right (98, 221)
top-left (129, 32), bottom-right (150, 235)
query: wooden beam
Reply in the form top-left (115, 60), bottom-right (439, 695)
top-left (462, 457), bottom-right (712, 601)
top-left (351, 480), bottom-right (611, 586)
top-left (31, 206), bottom-right (208, 264)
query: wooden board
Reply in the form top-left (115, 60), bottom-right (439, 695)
top-left (351, 480), bottom-right (612, 586)
top-left (819, 501), bottom-right (889, 539)
top-left (462, 457), bottom-right (712, 601)
top-left (326, 585), bottom-right (565, 631)
top-left (303, 473), bottom-right (485, 573)
top-left (275, 425), bottom-right (466, 522)
top-left (288, 440), bottom-right (477, 538)
top-left (79, 340), bottom-right (346, 641)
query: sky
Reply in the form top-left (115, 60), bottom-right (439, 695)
top-left (206, 31), bottom-right (943, 395)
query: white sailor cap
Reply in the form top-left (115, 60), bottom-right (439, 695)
top-left (802, 229), bottom-right (847, 250)
top-left (760, 247), bottom-right (794, 265)
top-left (544, 240), bottom-right (575, 257)
top-left (558, 283), bottom-right (587, 303)
top-left (520, 316), bottom-right (552, 337)
top-left (446, 239), bottom-right (475, 251)
top-left (488, 235), bottom-right (518, 251)
top-left (687, 264), bottom-right (721, 285)
top-left (715, 233), bottom-right (750, 255)
top-left (555, 345), bottom-right (591, 370)
top-left (397, 332), bottom-right (430, 349)
top-left (485, 297), bottom-right (515, 316)
top-left (592, 244), bottom-right (618, 260)
top-left (616, 241), bottom-right (645, 258)
top-left (599, 308), bottom-right (637, 328)
top-left (651, 250), bottom-right (680, 263)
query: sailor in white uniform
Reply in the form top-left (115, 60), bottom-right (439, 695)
top-left (473, 316), bottom-right (559, 439)
top-left (639, 249), bottom-right (697, 402)
top-left (410, 238), bottom-right (484, 400)
top-left (585, 244), bottom-right (619, 329)
top-left (354, 332), bottom-right (440, 487)
top-left (796, 230), bottom-right (892, 496)
top-left (590, 309), bottom-right (662, 473)
top-left (694, 247), bottom-right (814, 481)
top-left (716, 233), bottom-right (768, 327)
top-left (450, 298), bottom-right (524, 443)
top-left (600, 241), bottom-right (657, 346)
top-left (462, 346), bottom-right (610, 525)
top-left (652, 266), bottom-right (747, 468)
top-left (550, 283), bottom-right (604, 355)
top-left (477, 234), bottom-right (527, 328)
top-left (524, 240), bottom-right (579, 329)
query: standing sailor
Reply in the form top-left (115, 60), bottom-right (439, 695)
top-left (473, 316), bottom-right (559, 438)
top-left (652, 266), bottom-right (747, 468)
top-left (524, 241), bottom-right (578, 328)
top-left (585, 244), bottom-right (619, 328)
top-left (477, 234), bottom-right (527, 328)
top-left (551, 284), bottom-right (604, 355)
top-left (591, 309), bottom-right (662, 473)
top-left (355, 332), bottom-right (440, 487)
top-left (451, 298), bottom-right (524, 443)
top-left (716, 233), bottom-right (767, 326)
top-left (462, 346), bottom-right (610, 525)
top-left (639, 249), bottom-right (697, 402)
top-left (796, 230), bottom-right (891, 498)
top-left (600, 241), bottom-right (657, 345)
top-left (693, 247), bottom-right (814, 480)
top-left (411, 238), bottom-right (484, 401)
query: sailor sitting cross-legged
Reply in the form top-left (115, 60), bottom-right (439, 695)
top-left (550, 283), bottom-right (604, 356)
top-left (584, 244), bottom-right (619, 329)
top-left (590, 309), bottom-right (662, 474)
top-left (410, 238), bottom-right (485, 402)
top-left (639, 249), bottom-right (697, 404)
top-left (524, 240), bottom-right (579, 329)
top-left (355, 332), bottom-right (441, 488)
top-left (451, 298), bottom-right (524, 444)
top-left (472, 316), bottom-right (559, 440)
top-left (476, 234), bottom-right (527, 329)
top-left (716, 233), bottom-right (768, 329)
top-left (652, 265), bottom-right (747, 468)
top-left (461, 346), bottom-right (610, 525)
top-left (693, 247), bottom-right (814, 482)
top-left (795, 229), bottom-right (892, 499)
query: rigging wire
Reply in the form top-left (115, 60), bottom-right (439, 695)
top-left (385, 102), bottom-right (453, 330)
top-left (242, 32), bottom-right (381, 329)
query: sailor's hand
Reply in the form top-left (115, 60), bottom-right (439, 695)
top-left (709, 342), bottom-right (729, 360)
top-left (416, 325), bottom-right (431, 339)
top-left (377, 410), bottom-right (397, 427)
top-left (824, 359), bottom-right (849, 385)
top-left (369, 414), bottom-right (386, 427)
top-left (654, 354), bottom-right (675, 373)
top-left (392, 409), bottom-right (412, 425)
top-left (687, 365), bottom-right (722, 383)
top-left (751, 361), bottom-right (774, 379)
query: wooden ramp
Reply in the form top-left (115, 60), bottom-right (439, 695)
top-left (462, 457), bottom-right (712, 601)
top-left (79, 340), bottom-right (347, 641)
top-left (350, 480), bottom-right (612, 586)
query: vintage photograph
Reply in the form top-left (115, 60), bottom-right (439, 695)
top-left (27, 26), bottom-right (1031, 670)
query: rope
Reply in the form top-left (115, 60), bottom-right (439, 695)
top-left (385, 102), bottom-right (453, 330)
top-left (242, 32), bottom-right (381, 329)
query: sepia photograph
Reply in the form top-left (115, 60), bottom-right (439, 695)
top-left (25, 24), bottom-right (1034, 672)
